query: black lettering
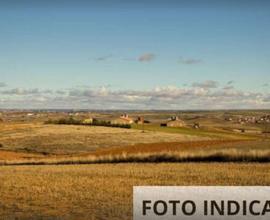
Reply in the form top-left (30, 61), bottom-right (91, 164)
top-left (204, 200), bottom-right (208, 216)
top-left (243, 200), bottom-right (247, 216)
top-left (211, 200), bottom-right (224, 216)
top-left (249, 200), bottom-right (260, 216)
top-left (142, 200), bottom-right (152, 215)
top-left (228, 200), bottom-right (240, 215)
top-left (168, 200), bottom-right (180, 215)
top-left (262, 201), bottom-right (270, 215)
top-left (153, 200), bottom-right (167, 216)
top-left (182, 200), bottom-right (196, 216)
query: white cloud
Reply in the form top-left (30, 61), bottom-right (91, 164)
top-left (0, 82), bottom-right (7, 87)
top-left (192, 80), bottom-right (219, 89)
top-left (94, 54), bottom-right (112, 62)
top-left (1, 88), bottom-right (53, 95)
top-left (1, 84), bottom-right (270, 109)
top-left (178, 57), bottom-right (202, 65)
top-left (138, 53), bottom-right (155, 62)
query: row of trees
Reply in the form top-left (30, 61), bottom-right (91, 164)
top-left (45, 117), bottom-right (131, 129)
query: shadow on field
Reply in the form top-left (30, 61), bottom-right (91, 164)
top-left (1, 149), bottom-right (270, 166)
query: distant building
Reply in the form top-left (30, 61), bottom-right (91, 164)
top-left (192, 123), bottom-right (200, 129)
top-left (161, 116), bottom-right (186, 128)
top-left (135, 116), bottom-right (144, 125)
top-left (111, 114), bottom-right (134, 125)
top-left (225, 117), bottom-right (233, 121)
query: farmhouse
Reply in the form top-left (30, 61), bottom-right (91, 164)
top-left (192, 123), bottom-right (200, 129)
top-left (111, 114), bottom-right (134, 125)
top-left (135, 116), bottom-right (144, 124)
top-left (161, 116), bottom-right (186, 128)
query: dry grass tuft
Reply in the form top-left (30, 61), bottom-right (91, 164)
top-left (1, 148), bottom-right (270, 166)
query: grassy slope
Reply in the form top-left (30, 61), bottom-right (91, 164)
top-left (0, 123), bottom-right (209, 155)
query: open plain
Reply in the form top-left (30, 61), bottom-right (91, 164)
top-left (0, 110), bottom-right (270, 219)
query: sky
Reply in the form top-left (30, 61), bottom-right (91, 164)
top-left (0, 0), bottom-right (270, 109)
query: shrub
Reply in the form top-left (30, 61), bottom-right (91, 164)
top-left (0, 143), bottom-right (3, 148)
top-left (262, 123), bottom-right (270, 133)
top-left (44, 119), bottom-right (53, 124)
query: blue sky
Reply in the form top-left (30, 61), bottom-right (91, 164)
top-left (0, 1), bottom-right (270, 109)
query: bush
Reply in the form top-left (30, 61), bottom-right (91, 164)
top-left (0, 143), bottom-right (3, 148)
top-left (262, 123), bottom-right (270, 133)
top-left (44, 119), bottom-right (53, 124)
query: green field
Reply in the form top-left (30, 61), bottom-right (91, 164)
top-left (132, 123), bottom-right (257, 140)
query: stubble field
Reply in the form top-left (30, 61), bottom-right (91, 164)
top-left (1, 163), bottom-right (270, 220)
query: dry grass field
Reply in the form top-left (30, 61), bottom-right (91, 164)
top-left (0, 122), bottom-right (209, 155)
top-left (0, 110), bottom-right (269, 219)
top-left (0, 111), bottom-right (269, 165)
top-left (1, 163), bottom-right (270, 220)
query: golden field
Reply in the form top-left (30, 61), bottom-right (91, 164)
top-left (1, 163), bottom-right (270, 220)
top-left (0, 122), bottom-right (209, 155)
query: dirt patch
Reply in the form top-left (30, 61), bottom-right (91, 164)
top-left (0, 150), bottom-right (45, 160)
